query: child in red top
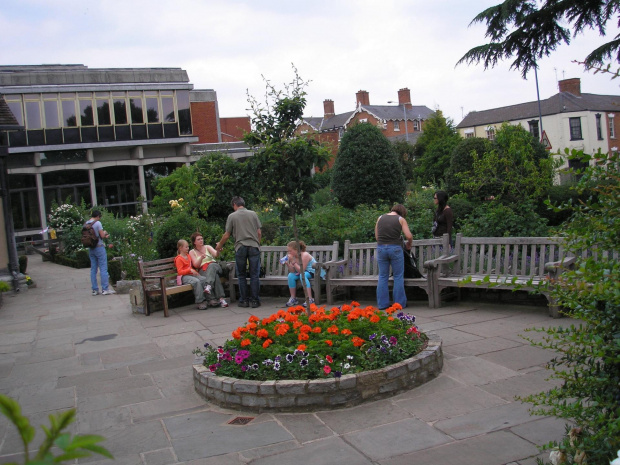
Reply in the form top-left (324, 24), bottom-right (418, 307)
top-left (174, 239), bottom-right (210, 310)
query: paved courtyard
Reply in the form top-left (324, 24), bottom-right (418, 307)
top-left (0, 254), bottom-right (578, 464)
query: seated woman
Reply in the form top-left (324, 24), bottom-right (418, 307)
top-left (174, 239), bottom-right (210, 310)
top-left (189, 232), bottom-right (228, 308)
top-left (284, 240), bottom-right (325, 308)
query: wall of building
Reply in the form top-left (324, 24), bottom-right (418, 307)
top-left (0, 202), bottom-right (8, 273)
top-left (220, 117), bottom-right (250, 142)
top-left (190, 101), bottom-right (219, 143)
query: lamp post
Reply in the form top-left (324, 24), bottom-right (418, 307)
top-left (388, 101), bottom-right (408, 142)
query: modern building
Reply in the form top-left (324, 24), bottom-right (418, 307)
top-left (297, 88), bottom-right (434, 166)
top-left (0, 64), bottom-right (251, 244)
top-left (456, 78), bottom-right (620, 181)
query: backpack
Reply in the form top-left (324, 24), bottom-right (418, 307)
top-left (81, 221), bottom-right (99, 248)
top-left (403, 247), bottom-right (423, 279)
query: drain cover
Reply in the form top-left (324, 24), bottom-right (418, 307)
top-left (228, 416), bottom-right (254, 425)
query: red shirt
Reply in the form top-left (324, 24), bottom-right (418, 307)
top-left (174, 254), bottom-right (193, 276)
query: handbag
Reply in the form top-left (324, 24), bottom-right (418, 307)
top-left (403, 246), bottom-right (423, 279)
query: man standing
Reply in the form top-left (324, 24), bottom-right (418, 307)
top-left (216, 197), bottom-right (261, 308)
top-left (87, 210), bottom-right (116, 296)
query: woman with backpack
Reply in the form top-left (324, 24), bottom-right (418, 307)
top-left (83, 210), bottom-right (115, 296)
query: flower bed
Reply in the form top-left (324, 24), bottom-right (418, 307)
top-left (192, 302), bottom-right (443, 411)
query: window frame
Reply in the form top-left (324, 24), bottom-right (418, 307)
top-left (569, 117), bottom-right (583, 140)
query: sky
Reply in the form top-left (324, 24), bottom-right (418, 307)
top-left (2, 0), bottom-right (619, 124)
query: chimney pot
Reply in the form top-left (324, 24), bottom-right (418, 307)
top-left (356, 90), bottom-right (370, 106)
top-left (397, 88), bottom-right (412, 109)
top-left (323, 99), bottom-right (335, 118)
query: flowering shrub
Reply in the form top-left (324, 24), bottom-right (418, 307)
top-left (193, 301), bottom-right (427, 381)
top-left (47, 203), bottom-right (85, 231)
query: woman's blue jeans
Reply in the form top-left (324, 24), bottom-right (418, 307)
top-left (89, 245), bottom-right (110, 291)
top-left (377, 244), bottom-right (406, 309)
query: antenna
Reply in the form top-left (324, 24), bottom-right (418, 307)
top-left (461, 106), bottom-right (464, 119)
top-left (554, 67), bottom-right (558, 83)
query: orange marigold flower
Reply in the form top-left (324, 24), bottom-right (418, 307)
top-left (241, 339), bottom-right (251, 347)
top-left (293, 320), bottom-right (303, 329)
top-left (298, 332), bottom-right (309, 341)
top-left (387, 316), bottom-right (394, 321)
top-left (351, 301), bottom-right (360, 307)
top-left (232, 329), bottom-right (242, 339)
top-left (262, 339), bottom-right (273, 349)
top-left (341, 329), bottom-right (352, 336)
top-left (341, 304), bottom-right (352, 312)
top-left (392, 303), bottom-right (402, 310)
top-left (325, 340), bottom-right (333, 346)
top-left (248, 315), bottom-right (260, 323)
top-left (256, 328), bottom-right (269, 339)
top-left (299, 324), bottom-right (312, 333)
top-left (275, 323), bottom-right (290, 336)
top-left (277, 310), bottom-right (286, 318)
top-left (370, 314), bottom-right (381, 323)
top-left (352, 336), bottom-right (365, 347)
top-left (308, 314), bottom-right (319, 324)
top-left (246, 322), bottom-right (257, 330)
top-left (327, 325), bottom-right (339, 334)
top-left (312, 327), bottom-right (321, 333)
top-left (297, 344), bottom-right (306, 351)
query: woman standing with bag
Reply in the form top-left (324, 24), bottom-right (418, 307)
top-left (375, 204), bottom-right (413, 310)
top-left (432, 190), bottom-right (453, 244)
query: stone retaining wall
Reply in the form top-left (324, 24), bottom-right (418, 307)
top-left (193, 332), bottom-right (442, 412)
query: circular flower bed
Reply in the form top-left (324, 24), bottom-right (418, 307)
top-left (193, 301), bottom-right (428, 381)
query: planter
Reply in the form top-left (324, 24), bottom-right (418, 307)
top-left (193, 332), bottom-right (442, 412)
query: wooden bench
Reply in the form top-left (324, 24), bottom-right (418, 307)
top-left (227, 242), bottom-right (339, 305)
top-left (424, 234), bottom-right (574, 316)
top-left (323, 235), bottom-right (450, 307)
top-left (138, 257), bottom-right (193, 317)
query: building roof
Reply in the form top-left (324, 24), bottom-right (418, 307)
top-left (0, 64), bottom-right (190, 89)
top-left (0, 96), bottom-right (20, 128)
top-left (457, 91), bottom-right (620, 128)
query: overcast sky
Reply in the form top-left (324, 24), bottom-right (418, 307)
top-left (2, 0), bottom-right (619, 124)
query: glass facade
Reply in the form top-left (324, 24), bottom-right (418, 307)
top-left (5, 89), bottom-right (193, 147)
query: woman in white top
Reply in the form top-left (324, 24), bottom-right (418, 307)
top-left (189, 232), bottom-right (228, 307)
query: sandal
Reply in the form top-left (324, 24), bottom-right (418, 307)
top-left (196, 302), bottom-right (208, 310)
top-left (208, 299), bottom-right (219, 307)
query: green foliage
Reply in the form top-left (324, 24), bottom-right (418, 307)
top-left (0, 394), bottom-right (113, 464)
top-left (0, 281), bottom-right (10, 292)
top-left (392, 140), bottom-right (417, 181)
top-left (47, 200), bottom-right (85, 232)
top-left (446, 137), bottom-right (492, 194)
top-left (520, 150), bottom-right (620, 465)
top-left (244, 66), bottom-right (330, 238)
top-left (18, 255), bottom-right (27, 274)
top-left (457, 0), bottom-right (620, 77)
top-left (458, 123), bottom-right (555, 203)
top-left (459, 200), bottom-right (549, 237)
top-left (412, 110), bottom-right (461, 184)
top-left (403, 187), bottom-right (436, 239)
top-left (312, 169), bottom-right (332, 189)
top-left (538, 183), bottom-right (588, 228)
top-left (154, 212), bottom-right (226, 260)
top-left (151, 153), bottom-right (256, 221)
top-left (332, 122), bottom-right (406, 209)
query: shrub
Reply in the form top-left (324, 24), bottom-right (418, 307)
top-left (520, 150), bottom-right (620, 464)
top-left (459, 201), bottom-right (549, 237)
top-left (446, 137), bottom-right (491, 194)
top-left (403, 187), bottom-right (435, 239)
top-left (154, 212), bottom-right (226, 260)
top-left (47, 201), bottom-right (86, 232)
top-left (332, 123), bottom-right (406, 209)
top-left (0, 281), bottom-right (10, 292)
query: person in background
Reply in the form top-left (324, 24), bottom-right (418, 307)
top-left (175, 239), bottom-right (210, 310)
top-left (375, 204), bottom-right (413, 310)
top-left (189, 232), bottom-right (228, 308)
top-left (216, 197), bottom-right (262, 308)
top-left (87, 210), bottom-right (116, 296)
top-left (432, 190), bottom-right (453, 244)
top-left (283, 240), bottom-right (324, 308)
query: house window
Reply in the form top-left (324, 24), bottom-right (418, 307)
top-left (413, 120), bottom-right (419, 131)
top-left (359, 118), bottom-right (367, 123)
top-left (528, 119), bottom-right (540, 139)
top-left (394, 120), bottom-right (400, 131)
top-left (486, 126), bottom-right (495, 141)
top-left (466, 133), bottom-right (474, 138)
top-left (569, 117), bottom-right (582, 140)
top-left (609, 114), bottom-right (615, 138)
top-left (595, 113), bottom-right (604, 140)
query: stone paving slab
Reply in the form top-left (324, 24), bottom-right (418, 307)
top-left (442, 355), bottom-right (520, 386)
top-left (316, 398), bottom-right (412, 434)
top-left (443, 335), bottom-right (524, 356)
top-left (273, 412), bottom-right (334, 443)
top-left (478, 344), bottom-right (555, 371)
top-left (479, 368), bottom-right (560, 401)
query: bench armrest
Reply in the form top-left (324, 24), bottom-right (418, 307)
top-left (424, 254), bottom-right (457, 270)
top-left (544, 256), bottom-right (576, 272)
top-left (323, 259), bottom-right (347, 268)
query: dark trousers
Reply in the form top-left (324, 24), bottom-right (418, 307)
top-left (235, 245), bottom-right (260, 302)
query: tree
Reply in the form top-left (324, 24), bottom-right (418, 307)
top-left (457, 0), bottom-right (620, 78)
top-left (445, 137), bottom-right (492, 194)
top-left (412, 110), bottom-right (461, 184)
top-left (244, 66), bottom-right (330, 239)
top-left (331, 122), bottom-right (406, 209)
top-left (392, 140), bottom-right (417, 181)
top-left (458, 123), bottom-right (554, 203)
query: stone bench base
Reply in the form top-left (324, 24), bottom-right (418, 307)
top-left (193, 333), bottom-right (442, 412)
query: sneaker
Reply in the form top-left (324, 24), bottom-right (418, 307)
top-left (204, 285), bottom-right (212, 294)
top-left (251, 300), bottom-right (261, 308)
top-left (238, 300), bottom-right (249, 308)
top-left (92, 290), bottom-right (99, 296)
top-left (302, 298), bottom-right (315, 308)
top-left (285, 297), bottom-right (299, 307)
top-left (101, 288), bottom-right (116, 295)
top-left (219, 298), bottom-right (229, 308)
top-left (196, 302), bottom-right (208, 310)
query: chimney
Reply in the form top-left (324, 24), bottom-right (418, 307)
top-left (356, 90), bottom-right (369, 106)
top-left (323, 99), bottom-right (335, 118)
top-left (558, 78), bottom-right (581, 96)
top-left (397, 88), bottom-right (413, 109)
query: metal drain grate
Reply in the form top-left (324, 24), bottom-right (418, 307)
top-left (228, 416), bottom-right (254, 425)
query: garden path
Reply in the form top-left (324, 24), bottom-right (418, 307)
top-left (0, 254), bottom-right (579, 465)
